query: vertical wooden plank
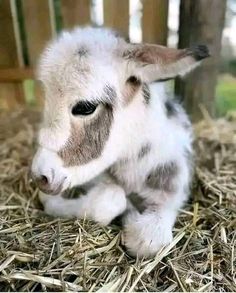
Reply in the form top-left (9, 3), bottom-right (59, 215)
top-left (22, 0), bottom-right (55, 66)
top-left (142, 0), bottom-right (169, 45)
top-left (104, 0), bottom-right (129, 38)
top-left (61, 0), bottom-right (91, 29)
top-left (0, 0), bottom-right (24, 109)
top-left (175, 0), bottom-right (226, 121)
top-left (22, 0), bottom-right (56, 106)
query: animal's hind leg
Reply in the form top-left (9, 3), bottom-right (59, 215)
top-left (123, 204), bottom-right (177, 257)
top-left (123, 158), bottom-right (191, 257)
top-left (39, 178), bottom-right (127, 226)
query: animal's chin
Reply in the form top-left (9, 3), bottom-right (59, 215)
top-left (38, 183), bottom-right (64, 196)
top-left (61, 185), bottom-right (86, 199)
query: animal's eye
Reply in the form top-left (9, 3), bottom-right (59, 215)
top-left (72, 101), bottom-right (97, 116)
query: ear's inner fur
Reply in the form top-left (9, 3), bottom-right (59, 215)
top-left (123, 76), bottom-right (151, 105)
top-left (124, 44), bottom-right (210, 65)
top-left (123, 44), bottom-right (210, 81)
top-left (146, 161), bottom-right (179, 193)
top-left (123, 76), bottom-right (142, 105)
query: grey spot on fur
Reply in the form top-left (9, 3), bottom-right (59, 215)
top-left (138, 143), bottom-right (151, 159)
top-left (59, 104), bottom-right (113, 166)
top-left (165, 99), bottom-right (193, 133)
top-left (184, 148), bottom-right (194, 191)
top-left (62, 186), bottom-right (87, 199)
top-left (78, 47), bottom-right (88, 56)
top-left (182, 120), bottom-right (192, 130)
top-left (108, 166), bottom-right (119, 183)
top-left (104, 85), bottom-right (117, 103)
top-left (142, 83), bottom-right (150, 104)
top-left (128, 193), bottom-right (146, 213)
top-left (165, 100), bottom-right (178, 117)
top-left (146, 161), bottom-right (178, 192)
top-left (181, 148), bottom-right (194, 196)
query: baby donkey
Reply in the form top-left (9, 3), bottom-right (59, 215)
top-left (31, 27), bottom-right (209, 257)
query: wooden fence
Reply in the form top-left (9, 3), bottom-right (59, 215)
top-left (0, 0), bottom-right (225, 121)
top-left (0, 0), bottom-right (169, 109)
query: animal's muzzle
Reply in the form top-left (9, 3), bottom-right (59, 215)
top-left (31, 172), bottom-right (66, 195)
top-left (31, 147), bottom-right (68, 195)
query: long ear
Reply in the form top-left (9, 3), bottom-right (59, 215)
top-left (122, 43), bottom-right (210, 82)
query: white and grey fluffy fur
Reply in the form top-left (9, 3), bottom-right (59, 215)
top-left (31, 27), bottom-right (209, 257)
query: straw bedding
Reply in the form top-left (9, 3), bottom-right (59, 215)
top-left (0, 109), bottom-right (235, 292)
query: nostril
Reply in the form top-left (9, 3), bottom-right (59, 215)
top-left (35, 174), bottom-right (50, 188)
top-left (40, 175), bottom-right (48, 186)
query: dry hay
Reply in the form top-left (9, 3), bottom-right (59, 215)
top-left (0, 109), bottom-right (235, 292)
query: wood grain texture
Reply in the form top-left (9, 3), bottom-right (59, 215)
top-left (22, 0), bottom-right (55, 106)
top-left (0, 0), bottom-right (24, 108)
top-left (61, 0), bottom-right (91, 29)
top-left (22, 0), bottom-right (55, 66)
top-left (175, 0), bottom-right (227, 121)
top-left (142, 0), bottom-right (169, 45)
top-left (103, 0), bottom-right (129, 39)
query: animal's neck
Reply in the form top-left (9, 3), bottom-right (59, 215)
top-left (126, 82), bottom-right (168, 153)
top-left (110, 82), bottom-right (167, 165)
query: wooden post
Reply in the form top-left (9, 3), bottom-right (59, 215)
top-left (142, 0), bottom-right (169, 45)
top-left (0, 0), bottom-right (24, 109)
top-left (103, 0), bottom-right (129, 39)
top-left (175, 0), bottom-right (227, 121)
top-left (22, 0), bottom-right (56, 106)
top-left (22, 0), bottom-right (55, 66)
top-left (61, 0), bottom-right (91, 29)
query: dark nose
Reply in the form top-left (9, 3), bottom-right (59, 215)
top-left (31, 172), bottom-right (64, 195)
top-left (32, 174), bottom-right (52, 194)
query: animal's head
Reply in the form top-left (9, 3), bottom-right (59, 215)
top-left (31, 27), bottom-right (209, 194)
